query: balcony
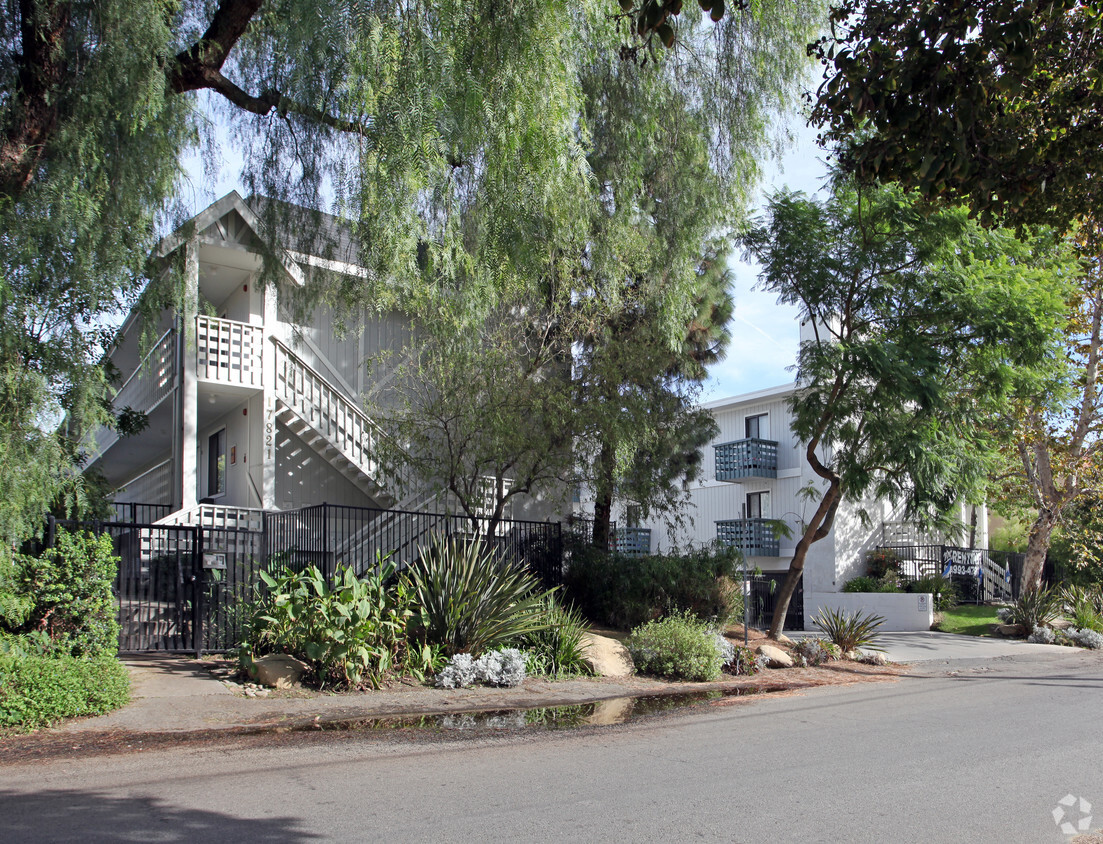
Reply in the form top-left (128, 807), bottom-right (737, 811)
top-left (613, 527), bottom-right (652, 557)
top-left (716, 518), bottom-right (780, 557)
top-left (714, 438), bottom-right (778, 480)
top-left (195, 315), bottom-right (263, 388)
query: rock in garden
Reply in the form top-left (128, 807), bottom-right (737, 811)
top-left (775, 634), bottom-right (794, 645)
top-left (755, 644), bottom-right (794, 669)
top-left (996, 624), bottom-right (1027, 638)
top-left (252, 654), bottom-right (310, 689)
top-left (580, 633), bottom-right (635, 677)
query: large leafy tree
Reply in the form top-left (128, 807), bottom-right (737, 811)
top-left (810, 0), bottom-right (1103, 232)
top-left (810, 0), bottom-right (1103, 592)
top-left (742, 177), bottom-right (1071, 638)
top-left (1, 0), bottom-right (818, 548)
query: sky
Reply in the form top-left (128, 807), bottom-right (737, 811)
top-left (699, 121), bottom-right (830, 402)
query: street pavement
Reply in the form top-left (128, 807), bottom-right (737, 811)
top-left (1, 646), bottom-right (1099, 843)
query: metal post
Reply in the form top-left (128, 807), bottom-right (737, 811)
top-left (194, 526), bottom-right (204, 659)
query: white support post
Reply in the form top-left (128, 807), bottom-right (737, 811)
top-left (261, 283), bottom-right (279, 509)
top-left (179, 237), bottom-right (200, 509)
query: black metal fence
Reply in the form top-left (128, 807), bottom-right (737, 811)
top-left (744, 573), bottom-right (804, 632)
top-left (874, 544), bottom-right (1024, 602)
top-left (263, 503), bottom-right (562, 588)
top-left (112, 501), bottom-right (173, 524)
top-left (38, 503), bottom-right (563, 654)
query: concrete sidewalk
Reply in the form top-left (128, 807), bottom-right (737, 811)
top-left (46, 634), bottom-right (1084, 741)
top-left (789, 629), bottom-right (1076, 663)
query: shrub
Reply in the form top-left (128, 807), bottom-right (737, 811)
top-left (1027, 625), bottom-right (1055, 644)
top-left (791, 638), bottom-right (838, 667)
top-left (1067, 627), bottom-right (1103, 649)
top-left (0, 653), bottom-right (129, 729)
top-left (722, 644), bottom-right (764, 675)
top-left (811, 607), bottom-right (886, 653)
top-left (1061, 585), bottom-right (1103, 632)
top-left (242, 560), bottom-right (434, 689)
top-left (7, 529), bottom-right (120, 656)
top-left (1008, 587), bottom-right (1062, 632)
top-left (563, 542), bottom-right (741, 630)
top-left (908, 573), bottom-right (959, 612)
top-left (435, 648), bottom-right (528, 688)
top-left (842, 575), bottom-right (902, 594)
top-left (865, 549), bottom-right (903, 579)
top-left (512, 594), bottom-right (593, 678)
top-left (406, 537), bottom-right (554, 657)
top-left (996, 606), bottom-right (1014, 622)
top-left (625, 611), bottom-right (724, 681)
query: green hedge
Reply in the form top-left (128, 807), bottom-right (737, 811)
top-left (0, 653), bottom-right (130, 730)
top-left (563, 543), bottom-right (741, 630)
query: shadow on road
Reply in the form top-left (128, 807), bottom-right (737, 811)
top-left (0, 788), bottom-right (321, 842)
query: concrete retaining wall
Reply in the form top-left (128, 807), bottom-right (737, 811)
top-left (805, 592), bottom-right (934, 632)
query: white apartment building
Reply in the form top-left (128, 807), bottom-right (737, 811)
top-left (88, 192), bottom-right (553, 528)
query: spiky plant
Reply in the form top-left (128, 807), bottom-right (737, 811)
top-left (405, 536), bottom-right (554, 657)
top-left (811, 608), bottom-right (886, 653)
top-left (1009, 587), bottom-right (1062, 632)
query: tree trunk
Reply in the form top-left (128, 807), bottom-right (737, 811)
top-left (768, 483), bottom-right (841, 639)
top-left (1020, 510), bottom-right (1059, 593)
top-left (967, 505), bottom-right (977, 549)
top-left (592, 440), bottom-right (616, 551)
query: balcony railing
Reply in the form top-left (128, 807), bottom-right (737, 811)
top-left (613, 527), bottom-right (652, 557)
top-left (715, 438), bottom-right (778, 480)
top-left (196, 316), bottom-right (263, 387)
top-left (716, 518), bottom-right (780, 556)
top-left (94, 328), bottom-right (177, 456)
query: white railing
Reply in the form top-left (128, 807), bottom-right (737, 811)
top-left (117, 458), bottom-right (173, 506)
top-left (156, 503), bottom-right (265, 532)
top-left (273, 340), bottom-right (388, 486)
top-left (94, 328), bottom-right (177, 456)
top-left (196, 315), bottom-right (263, 388)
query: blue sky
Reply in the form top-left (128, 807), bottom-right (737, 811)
top-left (700, 121), bottom-right (829, 401)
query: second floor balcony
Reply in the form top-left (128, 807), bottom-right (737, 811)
top-left (613, 527), bottom-right (652, 557)
top-left (716, 518), bottom-right (780, 557)
top-left (715, 438), bottom-right (778, 481)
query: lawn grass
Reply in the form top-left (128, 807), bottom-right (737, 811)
top-left (935, 604), bottom-right (1002, 637)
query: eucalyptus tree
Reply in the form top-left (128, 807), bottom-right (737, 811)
top-left (742, 177), bottom-right (1072, 638)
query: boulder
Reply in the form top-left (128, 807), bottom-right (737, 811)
top-left (252, 654), bottom-right (310, 689)
top-left (1052, 618), bottom-right (1073, 630)
top-left (996, 623), bottom-right (1027, 638)
top-left (755, 644), bottom-right (794, 669)
top-left (581, 632), bottom-right (634, 677)
top-left (775, 634), bottom-right (794, 645)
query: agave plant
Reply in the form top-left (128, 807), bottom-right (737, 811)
top-left (405, 536), bottom-right (555, 657)
top-left (811, 607), bottom-right (886, 653)
top-left (1009, 586), bottom-right (1062, 632)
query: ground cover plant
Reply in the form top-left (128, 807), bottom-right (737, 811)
top-left (563, 543), bottom-right (741, 630)
top-left (0, 528), bottom-right (130, 729)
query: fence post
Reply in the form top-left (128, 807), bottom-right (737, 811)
top-left (322, 502), bottom-right (330, 581)
top-left (194, 526), bottom-right (204, 659)
top-left (46, 514), bottom-right (56, 549)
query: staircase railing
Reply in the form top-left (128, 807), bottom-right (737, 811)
top-left (272, 339), bottom-right (394, 492)
top-left (196, 316), bottom-right (264, 387)
top-left (94, 327), bottom-right (177, 456)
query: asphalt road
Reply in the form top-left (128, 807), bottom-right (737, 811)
top-left (2, 650), bottom-right (1100, 843)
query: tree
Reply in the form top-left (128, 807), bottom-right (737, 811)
top-left (992, 268), bottom-right (1103, 591)
top-left (742, 177), bottom-right (1071, 638)
top-left (810, 0), bottom-right (1103, 233)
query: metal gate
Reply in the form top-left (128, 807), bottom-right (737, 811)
top-left (110, 522), bottom-right (202, 653)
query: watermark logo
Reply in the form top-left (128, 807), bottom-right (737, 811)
top-left (1053, 794), bottom-right (1093, 836)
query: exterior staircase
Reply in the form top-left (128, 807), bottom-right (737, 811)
top-left (272, 339), bottom-right (405, 506)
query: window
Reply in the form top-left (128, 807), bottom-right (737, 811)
top-left (626, 504), bottom-right (641, 528)
top-left (745, 413), bottom-right (768, 440)
top-left (745, 491), bottom-right (770, 520)
top-left (208, 428), bottom-right (227, 497)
